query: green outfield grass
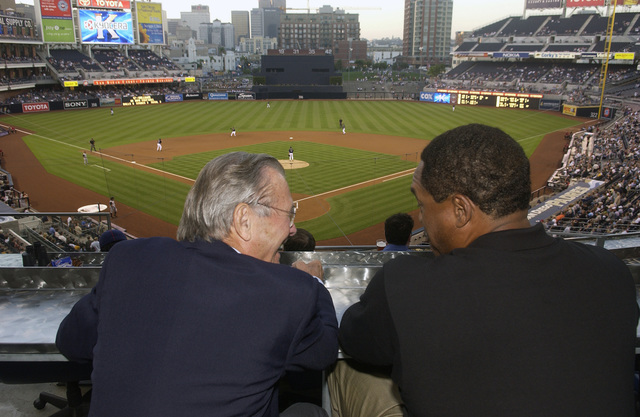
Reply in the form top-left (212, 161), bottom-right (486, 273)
top-left (9, 100), bottom-right (583, 241)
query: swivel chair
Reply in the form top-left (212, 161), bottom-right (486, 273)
top-left (0, 360), bottom-right (92, 416)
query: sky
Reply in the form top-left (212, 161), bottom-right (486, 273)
top-left (160, 0), bottom-right (527, 40)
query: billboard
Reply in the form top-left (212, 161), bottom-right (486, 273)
top-left (22, 102), bottom-right (50, 113)
top-left (165, 94), bottom-right (183, 102)
top-left (136, 2), bottom-right (164, 44)
top-left (566, 0), bottom-right (605, 6)
top-left (42, 18), bottom-right (75, 42)
top-left (209, 93), bottom-right (229, 100)
top-left (526, 0), bottom-right (562, 9)
top-left (40, 0), bottom-right (72, 18)
top-left (39, 0), bottom-right (75, 43)
top-left (79, 9), bottom-right (134, 44)
top-left (616, 0), bottom-right (639, 4)
top-left (493, 52), bottom-right (530, 58)
top-left (64, 100), bottom-right (89, 110)
top-left (77, 0), bottom-right (132, 9)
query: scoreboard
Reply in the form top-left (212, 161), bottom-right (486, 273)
top-left (438, 90), bottom-right (542, 109)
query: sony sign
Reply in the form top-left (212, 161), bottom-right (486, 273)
top-left (64, 100), bottom-right (88, 109)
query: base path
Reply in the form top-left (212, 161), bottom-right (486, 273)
top-left (0, 123), bottom-right (590, 245)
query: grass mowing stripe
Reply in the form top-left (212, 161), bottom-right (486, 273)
top-left (9, 100), bottom-right (583, 239)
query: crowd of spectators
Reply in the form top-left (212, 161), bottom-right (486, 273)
top-left (0, 85), bottom-right (192, 105)
top-left (47, 48), bottom-right (180, 77)
top-left (544, 107), bottom-right (640, 235)
top-left (93, 49), bottom-right (139, 72)
top-left (0, 227), bottom-right (26, 254)
top-left (128, 49), bottom-right (181, 71)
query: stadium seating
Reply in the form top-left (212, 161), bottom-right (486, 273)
top-left (544, 108), bottom-right (640, 235)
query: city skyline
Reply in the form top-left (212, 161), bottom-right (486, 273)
top-left (162, 0), bottom-right (526, 40)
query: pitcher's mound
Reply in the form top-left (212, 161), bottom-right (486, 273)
top-left (278, 160), bottom-right (309, 169)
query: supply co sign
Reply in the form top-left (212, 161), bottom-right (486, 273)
top-left (22, 102), bottom-right (50, 113)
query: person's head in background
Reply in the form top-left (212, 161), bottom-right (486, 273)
top-left (283, 228), bottom-right (316, 251)
top-left (99, 229), bottom-right (127, 252)
top-left (383, 213), bottom-right (414, 251)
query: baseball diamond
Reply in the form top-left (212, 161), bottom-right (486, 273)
top-left (0, 100), bottom-right (588, 245)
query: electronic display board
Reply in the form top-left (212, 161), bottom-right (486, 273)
top-left (79, 9), bottom-right (133, 44)
top-left (438, 90), bottom-right (542, 110)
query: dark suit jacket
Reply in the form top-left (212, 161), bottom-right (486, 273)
top-left (56, 238), bottom-right (338, 417)
top-left (339, 224), bottom-right (638, 417)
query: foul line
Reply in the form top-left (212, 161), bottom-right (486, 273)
top-left (9, 124), bottom-right (417, 203)
top-left (91, 164), bottom-right (111, 172)
top-left (9, 127), bottom-right (195, 183)
top-left (295, 168), bottom-right (415, 203)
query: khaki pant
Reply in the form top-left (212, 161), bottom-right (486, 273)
top-left (327, 360), bottom-right (404, 417)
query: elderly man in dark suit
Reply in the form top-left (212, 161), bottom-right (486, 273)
top-left (56, 152), bottom-right (338, 417)
top-left (329, 124), bottom-right (638, 417)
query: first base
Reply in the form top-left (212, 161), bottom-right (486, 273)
top-left (289, 137), bottom-right (293, 140)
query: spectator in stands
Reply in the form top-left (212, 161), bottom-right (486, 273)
top-left (98, 229), bottom-right (126, 252)
top-left (56, 152), bottom-right (337, 417)
top-left (89, 238), bottom-right (100, 252)
top-left (382, 213), bottom-right (414, 251)
top-left (283, 228), bottom-right (316, 251)
top-left (328, 124), bottom-right (638, 417)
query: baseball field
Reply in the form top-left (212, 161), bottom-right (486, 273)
top-left (0, 100), bottom-right (587, 244)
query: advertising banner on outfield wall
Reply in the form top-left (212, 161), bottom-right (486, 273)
top-left (209, 93), bottom-right (229, 100)
top-left (22, 102), bottom-right (50, 113)
top-left (102, 98), bottom-right (121, 106)
top-left (563, 104), bottom-right (577, 116)
top-left (136, 2), bottom-right (164, 44)
top-left (566, 0), bottom-right (605, 7)
top-left (79, 9), bottom-right (134, 44)
top-left (419, 92), bottom-right (451, 103)
top-left (183, 93), bottom-right (203, 100)
top-left (526, 0), bottom-right (562, 9)
top-left (540, 99), bottom-right (562, 111)
top-left (165, 94), bottom-right (183, 102)
top-left (64, 100), bottom-right (88, 110)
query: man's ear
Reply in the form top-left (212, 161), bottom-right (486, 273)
top-left (450, 194), bottom-right (474, 228)
top-left (232, 203), bottom-right (252, 242)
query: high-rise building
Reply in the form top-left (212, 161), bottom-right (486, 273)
top-left (199, 22), bottom-right (214, 44)
top-left (181, 5), bottom-right (211, 40)
top-left (263, 8), bottom-right (282, 39)
top-left (211, 19), bottom-right (222, 45)
top-left (279, 6), bottom-right (360, 51)
top-left (259, 0), bottom-right (286, 9)
top-left (252, 6), bottom-right (283, 39)
top-left (221, 23), bottom-right (236, 50)
top-left (231, 11), bottom-right (250, 45)
top-left (251, 8), bottom-right (264, 38)
top-left (167, 18), bottom-right (181, 36)
top-left (403, 0), bottom-right (453, 65)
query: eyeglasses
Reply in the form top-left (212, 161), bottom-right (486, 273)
top-left (255, 201), bottom-right (297, 227)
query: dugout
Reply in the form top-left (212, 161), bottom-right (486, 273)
top-left (252, 54), bottom-right (346, 100)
